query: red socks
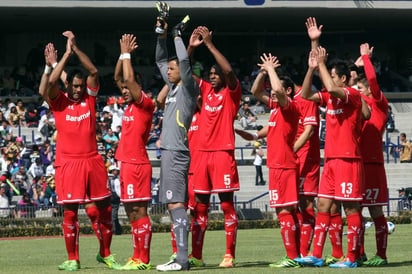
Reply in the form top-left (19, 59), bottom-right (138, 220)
top-left (63, 209), bottom-right (79, 261)
top-left (312, 212), bottom-right (330, 258)
top-left (373, 215), bottom-right (388, 259)
top-left (329, 213), bottom-right (344, 259)
top-left (346, 213), bottom-right (362, 262)
top-left (300, 208), bottom-right (315, 257)
top-left (278, 212), bottom-right (299, 259)
top-left (97, 205), bottom-right (113, 258)
top-left (131, 217), bottom-right (152, 263)
top-left (86, 206), bottom-right (104, 257)
top-left (221, 201), bottom-right (238, 257)
top-left (191, 203), bottom-right (209, 259)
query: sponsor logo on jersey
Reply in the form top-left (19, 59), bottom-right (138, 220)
top-left (326, 108), bottom-right (343, 115)
top-left (123, 115), bottom-right (134, 122)
top-left (166, 97), bottom-right (177, 104)
top-left (205, 103), bottom-right (223, 112)
top-left (66, 111), bottom-right (91, 122)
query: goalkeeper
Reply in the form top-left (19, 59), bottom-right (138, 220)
top-left (154, 1), bottom-right (199, 271)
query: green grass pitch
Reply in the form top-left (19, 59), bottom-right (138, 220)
top-left (1, 224), bottom-right (412, 273)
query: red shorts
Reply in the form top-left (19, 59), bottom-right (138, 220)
top-left (58, 154), bottom-right (110, 204)
top-left (187, 173), bottom-right (196, 211)
top-left (269, 168), bottom-right (299, 208)
top-left (120, 162), bottom-right (152, 202)
top-left (361, 163), bottom-right (388, 206)
top-left (319, 158), bottom-right (363, 201)
top-left (298, 159), bottom-right (320, 196)
top-left (55, 166), bottom-right (63, 204)
top-left (193, 150), bottom-right (239, 194)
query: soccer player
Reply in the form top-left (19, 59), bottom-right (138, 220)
top-left (295, 17), bottom-right (322, 258)
top-left (188, 26), bottom-right (242, 268)
top-left (154, 9), bottom-right (199, 271)
top-left (46, 31), bottom-right (120, 271)
top-left (295, 47), bottom-right (366, 268)
top-left (113, 34), bottom-right (154, 270)
top-left (247, 54), bottom-right (301, 268)
top-left (356, 43), bottom-right (389, 266)
top-left (305, 17), bottom-right (344, 264)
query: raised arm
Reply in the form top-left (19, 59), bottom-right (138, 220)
top-left (188, 27), bottom-right (204, 83)
top-left (63, 31), bottom-right (99, 90)
top-left (39, 43), bottom-right (57, 103)
top-left (305, 17), bottom-right (323, 50)
top-left (360, 43), bottom-right (380, 100)
top-left (155, 17), bottom-right (170, 85)
top-left (198, 26), bottom-right (237, 90)
top-left (47, 37), bottom-right (72, 100)
top-left (172, 17), bottom-right (198, 97)
top-left (301, 49), bottom-right (320, 103)
top-left (114, 55), bottom-right (123, 92)
top-left (316, 47), bottom-right (346, 100)
top-left (121, 34), bottom-right (142, 102)
top-left (258, 53), bottom-right (287, 107)
top-left (250, 70), bottom-right (270, 105)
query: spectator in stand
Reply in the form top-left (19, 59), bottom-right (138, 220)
top-left (28, 157), bottom-right (44, 181)
top-left (108, 165), bottom-right (122, 235)
top-left (96, 131), bottom-right (107, 157)
top-left (7, 105), bottom-right (23, 128)
top-left (103, 128), bottom-right (119, 151)
top-left (0, 120), bottom-right (13, 144)
top-left (16, 99), bottom-right (27, 124)
top-left (102, 97), bottom-right (124, 131)
top-left (17, 192), bottom-right (38, 218)
top-left (45, 158), bottom-right (55, 177)
top-left (252, 141), bottom-right (265, 186)
top-left (0, 183), bottom-right (11, 218)
top-left (38, 109), bottom-right (55, 138)
top-left (398, 133), bottom-right (412, 163)
top-left (39, 140), bottom-right (53, 167)
top-left (25, 105), bottom-right (40, 128)
top-left (106, 149), bottom-right (117, 167)
top-left (147, 124), bottom-right (161, 148)
top-left (238, 102), bottom-right (258, 130)
top-left (250, 100), bottom-right (266, 115)
top-left (386, 105), bottom-right (395, 133)
top-left (0, 149), bottom-right (8, 173)
top-left (44, 175), bottom-right (58, 212)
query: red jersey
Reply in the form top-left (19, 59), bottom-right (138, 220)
top-left (50, 86), bottom-right (98, 159)
top-left (188, 110), bottom-right (201, 152)
top-left (294, 88), bottom-right (320, 162)
top-left (197, 79), bottom-right (242, 151)
top-left (360, 55), bottom-right (388, 163)
top-left (266, 97), bottom-right (300, 169)
top-left (318, 87), bottom-right (362, 159)
top-left (115, 92), bottom-right (154, 164)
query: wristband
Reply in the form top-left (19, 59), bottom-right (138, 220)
top-left (44, 65), bottom-right (52, 75)
top-left (253, 132), bottom-right (259, 140)
top-left (52, 62), bottom-right (58, 69)
top-left (119, 54), bottom-right (124, 60)
top-left (122, 53), bottom-right (131, 59)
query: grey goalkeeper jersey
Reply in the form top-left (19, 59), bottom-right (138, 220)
top-left (156, 37), bottom-right (199, 151)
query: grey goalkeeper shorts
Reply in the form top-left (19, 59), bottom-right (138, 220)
top-left (159, 150), bottom-right (190, 204)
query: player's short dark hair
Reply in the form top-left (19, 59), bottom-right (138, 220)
top-left (355, 73), bottom-right (369, 88)
top-left (279, 75), bottom-right (295, 98)
top-left (328, 59), bottom-right (350, 84)
top-left (67, 69), bottom-right (86, 84)
top-left (168, 56), bottom-right (179, 65)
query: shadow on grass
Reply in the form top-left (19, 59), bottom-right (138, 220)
top-left (189, 261), bottom-right (272, 271)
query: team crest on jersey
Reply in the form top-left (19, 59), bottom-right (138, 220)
top-left (192, 115), bottom-right (197, 122)
top-left (166, 190), bottom-right (173, 200)
top-left (81, 101), bottom-right (86, 107)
